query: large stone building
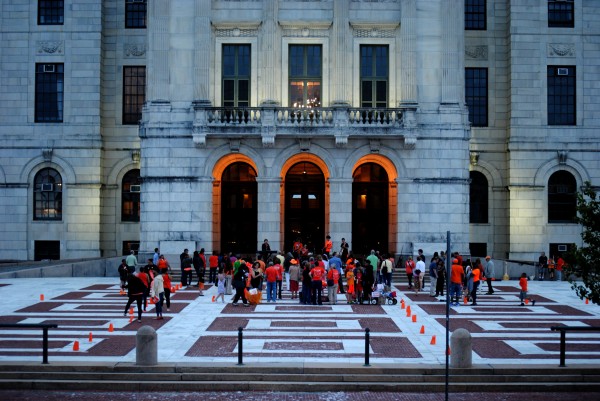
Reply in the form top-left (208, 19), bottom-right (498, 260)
top-left (0, 0), bottom-right (598, 263)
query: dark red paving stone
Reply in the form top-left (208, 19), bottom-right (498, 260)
top-left (0, 315), bottom-right (26, 324)
top-left (435, 318), bottom-right (479, 333)
top-left (84, 335), bottom-right (136, 357)
top-left (76, 304), bottom-right (126, 310)
top-left (16, 302), bottom-right (62, 313)
top-left (185, 335), bottom-right (237, 357)
top-left (418, 304), bottom-right (459, 315)
top-left (0, 340), bottom-right (70, 349)
top-left (0, 283), bottom-right (10, 288)
top-left (81, 284), bottom-right (114, 291)
top-left (471, 338), bottom-right (521, 358)
top-left (206, 317), bottom-right (249, 331)
top-left (371, 337), bottom-right (421, 358)
top-left (52, 292), bottom-right (93, 300)
top-left (500, 322), bottom-right (567, 329)
top-left (170, 291), bottom-right (201, 300)
top-left (271, 320), bottom-right (337, 328)
top-left (358, 318), bottom-right (401, 333)
top-left (1, 391), bottom-right (597, 401)
top-left (537, 342), bottom-right (600, 352)
top-left (275, 305), bottom-right (333, 311)
top-left (351, 304), bottom-right (386, 314)
top-left (39, 320), bottom-right (110, 327)
top-left (221, 304), bottom-right (257, 313)
top-left (263, 341), bottom-right (343, 351)
top-left (120, 317), bottom-right (171, 331)
top-left (544, 305), bottom-right (594, 316)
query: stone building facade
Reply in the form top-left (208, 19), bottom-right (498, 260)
top-left (0, 0), bottom-right (598, 263)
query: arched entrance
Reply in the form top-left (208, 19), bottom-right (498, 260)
top-left (352, 162), bottom-right (389, 255)
top-left (284, 161), bottom-right (325, 255)
top-left (220, 162), bottom-right (257, 254)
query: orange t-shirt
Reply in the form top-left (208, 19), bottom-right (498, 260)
top-left (324, 240), bottom-right (333, 253)
top-left (327, 268), bottom-right (340, 284)
top-left (209, 255), bottom-right (219, 268)
top-left (519, 277), bottom-right (528, 292)
top-left (311, 266), bottom-right (325, 281)
top-left (450, 264), bottom-right (464, 284)
top-left (472, 268), bottom-right (480, 282)
top-left (265, 266), bottom-right (278, 282)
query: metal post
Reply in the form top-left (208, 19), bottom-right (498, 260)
top-left (237, 327), bottom-right (244, 365)
top-left (364, 328), bottom-right (370, 366)
top-left (42, 327), bottom-right (49, 364)
top-left (445, 231), bottom-right (451, 401)
top-left (559, 330), bottom-right (566, 367)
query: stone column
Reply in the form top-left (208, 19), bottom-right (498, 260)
top-left (136, 326), bottom-right (157, 365)
top-left (331, 0), bottom-right (350, 106)
top-left (440, 0), bottom-right (463, 105)
top-left (256, 176), bottom-right (282, 253)
top-left (260, 0), bottom-right (280, 105)
top-left (450, 328), bottom-right (472, 368)
top-left (147, 0), bottom-right (171, 102)
top-left (328, 177), bottom-right (353, 250)
top-left (194, 0), bottom-right (212, 103)
top-left (399, 0), bottom-right (417, 104)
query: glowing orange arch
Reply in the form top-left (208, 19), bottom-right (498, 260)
top-left (280, 153), bottom-right (330, 179)
top-left (212, 154), bottom-right (259, 180)
top-left (352, 154), bottom-right (398, 255)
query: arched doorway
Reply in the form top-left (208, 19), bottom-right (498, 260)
top-left (352, 162), bottom-right (389, 256)
top-left (220, 162), bottom-right (257, 254)
top-left (284, 162), bottom-right (325, 255)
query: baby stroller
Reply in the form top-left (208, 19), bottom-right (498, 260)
top-left (381, 290), bottom-right (398, 305)
top-left (371, 284), bottom-right (398, 305)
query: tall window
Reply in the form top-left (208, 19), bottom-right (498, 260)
top-left (548, 0), bottom-right (574, 28)
top-left (123, 66), bottom-right (146, 125)
top-left (465, 68), bottom-right (488, 127)
top-left (360, 45), bottom-right (388, 108)
top-left (469, 171), bottom-right (489, 224)
top-left (465, 0), bottom-right (486, 30)
top-left (289, 45), bottom-right (322, 107)
top-left (223, 45), bottom-right (250, 107)
top-left (125, 0), bottom-right (147, 29)
top-left (38, 1), bottom-right (64, 25)
top-left (34, 168), bottom-right (62, 221)
top-left (122, 169), bottom-right (141, 222)
top-left (35, 63), bottom-right (64, 123)
top-left (548, 66), bottom-right (576, 126)
top-left (548, 171), bottom-right (577, 223)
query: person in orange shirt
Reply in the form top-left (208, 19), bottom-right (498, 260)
top-left (519, 272), bottom-right (536, 306)
top-left (310, 263), bottom-right (326, 305)
top-left (326, 266), bottom-right (340, 305)
top-left (323, 235), bottom-right (333, 257)
top-left (265, 262), bottom-right (278, 303)
top-left (450, 259), bottom-right (465, 306)
top-left (470, 262), bottom-right (481, 305)
top-left (345, 269), bottom-right (355, 304)
top-left (208, 251), bottom-right (219, 285)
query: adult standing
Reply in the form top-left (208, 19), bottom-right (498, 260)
top-left (323, 235), bottom-right (333, 257)
top-left (366, 250), bottom-right (379, 283)
top-left (288, 259), bottom-right (300, 300)
top-left (118, 259), bottom-right (128, 291)
top-left (429, 256), bottom-right (438, 297)
top-left (231, 261), bottom-right (249, 306)
top-left (152, 248), bottom-right (160, 266)
top-left (194, 248), bottom-right (207, 289)
top-left (125, 250), bottom-right (137, 274)
top-left (470, 262), bottom-right (481, 305)
top-left (484, 255), bottom-right (495, 294)
top-left (301, 262), bottom-right (312, 305)
top-left (405, 256), bottom-right (415, 289)
top-left (326, 265), bottom-right (340, 305)
top-left (124, 272), bottom-right (145, 322)
top-left (136, 266), bottom-right (151, 313)
top-left (450, 258), bottom-right (465, 306)
top-left (538, 252), bottom-right (548, 281)
top-left (339, 238), bottom-right (350, 264)
top-left (555, 256), bottom-right (565, 281)
top-left (362, 266), bottom-right (375, 304)
top-left (328, 252), bottom-right (344, 294)
top-left (161, 268), bottom-right (172, 312)
top-left (180, 249), bottom-right (191, 286)
top-left (310, 261), bottom-right (326, 305)
top-left (150, 271), bottom-right (165, 320)
top-left (261, 239), bottom-right (271, 262)
top-left (265, 262), bottom-right (278, 303)
top-left (380, 255), bottom-right (394, 288)
top-left (435, 259), bottom-right (446, 297)
top-left (415, 256), bottom-right (426, 293)
top-left (209, 251), bottom-right (219, 285)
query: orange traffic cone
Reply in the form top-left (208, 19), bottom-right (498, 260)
top-left (88, 332), bottom-right (93, 342)
top-left (446, 346), bottom-right (451, 356)
top-left (430, 335), bottom-right (436, 345)
top-left (420, 325), bottom-right (425, 334)
top-left (129, 307), bottom-right (134, 315)
top-left (129, 316), bottom-right (134, 323)
top-left (406, 305), bottom-right (411, 315)
top-left (464, 297), bottom-right (468, 305)
top-left (40, 294), bottom-right (45, 301)
top-left (72, 341), bottom-right (79, 351)
top-left (212, 295), bottom-right (216, 302)
top-left (108, 323), bottom-right (114, 332)
top-left (149, 297), bottom-right (155, 304)
top-left (412, 314), bottom-right (417, 323)
top-left (525, 299), bottom-right (529, 305)
top-left (400, 300), bottom-right (405, 310)
top-left (586, 298), bottom-right (589, 305)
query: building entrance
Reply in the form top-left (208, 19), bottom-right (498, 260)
top-left (284, 162), bottom-right (325, 255)
top-left (220, 162), bottom-right (257, 254)
top-left (352, 163), bottom-right (389, 256)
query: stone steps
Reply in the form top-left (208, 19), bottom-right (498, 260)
top-left (0, 364), bottom-right (598, 392)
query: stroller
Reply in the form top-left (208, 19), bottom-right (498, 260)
top-left (371, 284), bottom-right (398, 305)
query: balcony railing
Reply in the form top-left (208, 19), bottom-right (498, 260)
top-left (207, 107), bottom-right (262, 126)
top-left (276, 108), bottom-right (334, 127)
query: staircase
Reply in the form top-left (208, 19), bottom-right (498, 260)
top-left (0, 364), bottom-right (598, 392)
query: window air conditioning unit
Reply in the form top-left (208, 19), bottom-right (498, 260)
top-left (558, 244), bottom-right (568, 252)
top-left (557, 68), bottom-right (569, 76)
top-left (43, 65), bottom-right (55, 73)
top-left (41, 183), bottom-right (54, 192)
top-left (130, 185), bottom-right (141, 193)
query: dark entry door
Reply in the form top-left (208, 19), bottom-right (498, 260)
top-left (352, 163), bottom-right (388, 256)
top-left (285, 162), bottom-right (325, 255)
top-left (221, 162), bottom-right (257, 254)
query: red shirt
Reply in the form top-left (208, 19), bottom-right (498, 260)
top-left (265, 266), bottom-right (278, 283)
top-left (324, 240), bottom-right (333, 253)
top-left (405, 259), bottom-right (415, 274)
top-left (274, 263), bottom-right (283, 280)
top-left (209, 255), bottom-right (219, 268)
top-left (137, 272), bottom-right (149, 287)
top-left (310, 266), bottom-right (325, 281)
top-left (162, 273), bottom-right (172, 289)
top-left (519, 277), bottom-right (528, 292)
top-left (450, 263), bottom-right (464, 284)
top-left (327, 268), bottom-right (340, 284)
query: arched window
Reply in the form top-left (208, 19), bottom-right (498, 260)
top-left (470, 171), bottom-right (488, 224)
top-left (122, 169), bottom-right (141, 222)
top-left (34, 168), bottom-right (62, 220)
top-left (548, 170), bottom-right (577, 223)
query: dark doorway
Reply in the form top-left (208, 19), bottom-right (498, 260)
top-left (352, 163), bottom-right (388, 255)
top-left (221, 162), bottom-right (257, 254)
top-left (34, 240), bottom-right (60, 261)
top-left (285, 162), bottom-right (325, 255)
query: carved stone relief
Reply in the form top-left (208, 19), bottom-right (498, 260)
top-left (124, 44), bottom-right (146, 58)
top-left (37, 41), bottom-right (64, 55)
top-left (465, 45), bottom-right (488, 60)
top-left (548, 43), bottom-right (575, 58)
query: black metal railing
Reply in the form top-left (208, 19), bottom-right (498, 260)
top-left (550, 325), bottom-right (600, 367)
top-left (0, 323), bottom-right (59, 364)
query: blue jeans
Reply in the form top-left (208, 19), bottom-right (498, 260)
top-left (311, 280), bottom-right (323, 305)
top-left (450, 282), bottom-right (462, 303)
top-left (155, 292), bottom-right (164, 316)
top-left (301, 282), bottom-right (312, 304)
top-left (267, 281), bottom-right (277, 302)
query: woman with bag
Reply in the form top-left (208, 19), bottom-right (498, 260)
top-left (231, 260), bottom-right (249, 306)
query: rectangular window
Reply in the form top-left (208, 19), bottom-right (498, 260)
top-left (360, 45), bottom-right (388, 108)
top-left (125, 0), bottom-right (147, 29)
top-left (547, 66), bottom-right (576, 126)
top-left (38, 0), bottom-right (64, 25)
top-left (35, 63), bottom-right (64, 123)
top-left (289, 45), bottom-right (322, 107)
top-left (548, 0), bottom-right (574, 28)
top-left (465, 0), bottom-right (486, 30)
top-left (222, 44), bottom-right (251, 107)
top-left (123, 66), bottom-right (146, 125)
top-left (465, 68), bottom-right (488, 127)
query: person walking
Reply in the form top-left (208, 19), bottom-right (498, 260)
top-left (231, 261), bottom-right (249, 306)
top-left (405, 256), bottom-right (415, 289)
top-left (161, 268), bottom-right (172, 312)
top-left (484, 255), bottom-right (495, 294)
top-left (215, 272), bottom-right (226, 303)
top-left (380, 255), bottom-right (394, 288)
top-left (519, 273), bottom-right (536, 306)
top-left (125, 250), bottom-right (137, 274)
top-left (124, 272), bottom-right (145, 322)
top-left (118, 259), bottom-right (128, 291)
top-left (470, 262), bottom-right (481, 305)
top-left (538, 252), bottom-right (548, 281)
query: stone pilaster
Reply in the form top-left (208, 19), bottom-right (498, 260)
top-left (194, 0), bottom-right (212, 103)
top-left (331, 0), bottom-right (350, 105)
top-left (260, 0), bottom-right (279, 105)
top-left (328, 177), bottom-right (353, 249)
top-left (147, 0), bottom-right (171, 102)
top-left (399, 0), bottom-right (417, 104)
top-left (441, 0), bottom-right (463, 105)
top-left (256, 176), bottom-right (282, 252)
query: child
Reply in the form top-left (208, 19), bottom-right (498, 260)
top-left (413, 268), bottom-right (421, 294)
top-left (216, 272), bottom-right (226, 303)
top-left (519, 272), bottom-right (536, 306)
top-left (345, 269), bottom-right (355, 304)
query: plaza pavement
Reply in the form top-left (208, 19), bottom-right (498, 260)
top-left (0, 276), bottom-right (598, 367)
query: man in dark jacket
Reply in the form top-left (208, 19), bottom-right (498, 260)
top-left (124, 272), bottom-right (146, 322)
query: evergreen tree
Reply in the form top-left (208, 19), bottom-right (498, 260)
top-left (566, 181), bottom-right (600, 305)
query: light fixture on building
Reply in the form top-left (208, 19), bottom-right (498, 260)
top-left (557, 150), bottom-right (568, 165)
top-left (42, 148), bottom-right (53, 161)
top-left (131, 149), bottom-right (141, 162)
top-left (470, 151), bottom-right (480, 166)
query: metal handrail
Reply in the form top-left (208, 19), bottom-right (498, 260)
top-left (550, 325), bottom-right (600, 367)
top-left (0, 323), bottom-right (59, 364)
